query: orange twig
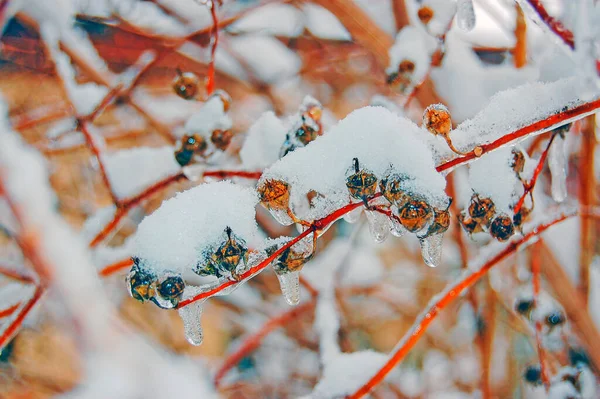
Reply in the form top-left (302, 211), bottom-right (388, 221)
top-left (349, 212), bottom-right (575, 398)
top-left (214, 299), bottom-right (317, 387)
top-left (205, 1), bottom-right (219, 95)
top-left (0, 303), bottom-right (21, 318)
top-left (513, 132), bottom-right (557, 215)
top-left (579, 115), bottom-right (596, 302)
top-left (98, 258), bottom-right (134, 277)
top-left (0, 286), bottom-right (43, 350)
top-left (531, 240), bottom-right (550, 388)
top-left (514, 4), bottom-right (527, 68)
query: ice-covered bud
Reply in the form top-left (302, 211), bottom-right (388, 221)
top-left (468, 195), bottom-right (495, 227)
top-left (489, 214), bottom-right (515, 242)
top-left (257, 179), bottom-right (295, 225)
top-left (386, 59), bottom-right (416, 92)
top-left (459, 212), bottom-right (483, 235)
top-left (196, 226), bottom-right (249, 281)
top-left (152, 271), bottom-right (186, 309)
top-left (172, 70), bottom-right (200, 100)
top-left (175, 134), bottom-right (208, 166)
top-left (417, 6), bottom-right (434, 25)
top-left (545, 311), bottom-right (566, 331)
top-left (380, 173), bottom-right (411, 208)
top-left (515, 298), bottom-right (535, 318)
top-left (209, 89), bottom-right (232, 112)
top-left (398, 198), bottom-right (433, 233)
top-left (523, 365), bottom-right (542, 386)
top-left (423, 103), bottom-right (452, 137)
top-left (345, 158), bottom-right (378, 206)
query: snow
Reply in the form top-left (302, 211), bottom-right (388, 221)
top-left (303, 3), bottom-right (352, 41)
top-left (229, 3), bottom-right (303, 37)
top-left (184, 95), bottom-right (232, 137)
top-left (468, 147), bottom-right (521, 214)
top-left (111, 0), bottom-right (191, 37)
top-left (239, 111), bottom-right (287, 169)
top-left (132, 182), bottom-right (259, 274)
top-left (260, 106), bottom-right (448, 222)
top-left (418, 0), bottom-right (457, 37)
top-left (104, 146), bottom-right (181, 200)
top-left (228, 35), bottom-right (302, 83)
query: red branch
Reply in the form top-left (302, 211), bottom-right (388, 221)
top-left (525, 0), bottom-right (574, 48)
top-left (0, 303), bottom-right (21, 318)
top-left (206, 2), bottom-right (219, 95)
top-left (178, 198), bottom-right (371, 308)
top-left (531, 240), bottom-right (550, 389)
top-left (436, 98), bottom-right (600, 173)
top-left (349, 212), bottom-right (575, 398)
top-left (0, 286), bottom-right (44, 349)
top-left (214, 299), bottom-right (317, 387)
top-left (99, 258), bottom-right (135, 277)
top-left (513, 132), bottom-right (557, 214)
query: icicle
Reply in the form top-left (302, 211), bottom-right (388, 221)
top-left (277, 271), bottom-right (300, 305)
top-left (548, 134), bottom-right (568, 202)
top-left (456, 0), bottom-right (476, 32)
top-left (390, 214), bottom-right (408, 237)
top-left (365, 210), bottom-right (391, 243)
top-left (343, 206), bottom-right (362, 224)
top-left (178, 300), bottom-right (205, 346)
top-left (419, 234), bottom-right (444, 268)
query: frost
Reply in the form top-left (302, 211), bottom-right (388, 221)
top-left (104, 147), bottom-right (181, 199)
top-left (549, 133), bottom-right (568, 202)
top-left (260, 106), bottom-right (448, 222)
top-left (133, 182), bottom-right (259, 274)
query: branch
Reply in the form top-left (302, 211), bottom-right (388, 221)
top-left (579, 116), bottom-right (596, 301)
top-left (436, 98), bottom-right (600, 173)
top-left (349, 212), bottom-right (576, 398)
top-left (531, 241), bottom-right (550, 388)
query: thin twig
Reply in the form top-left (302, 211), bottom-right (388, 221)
top-left (531, 241), bottom-right (550, 389)
top-left (579, 115), bottom-right (596, 302)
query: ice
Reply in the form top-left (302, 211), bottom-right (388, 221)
top-left (365, 210), bottom-right (390, 243)
top-left (456, 0), bottom-right (476, 32)
top-left (390, 214), bottom-right (408, 237)
top-left (548, 133), bottom-right (568, 202)
top-left (419, 234), bottom-right (444, 268)
top-left (104, 147), bottom-right (181, 199)
top-left (276, 271), bottom-right (301, 306)
top-left (342, 206), bottom-right (362, 224)
top-left (239, 111), bottom-right (288, 169)
top-left (133, 182), bottom-right (259, 274)
top-left (260, 106), bottom-right (448, 223)
top-left (178, 300), bottom-right (205, 346)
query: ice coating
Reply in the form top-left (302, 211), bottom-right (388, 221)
top-left (178, 300), bottom-right (205, 346)
top-left (104, 146), bottom-right (181, 199)
top-left (277, 271), bottom-right (301, 305)
top-left (239, 111), bottom-right (288, 169)
top-left (260, 106), bottom-right (448, 221)
top-left (468, 147), bottom-right (521, 214)
top-left (132, 182), bottom-right (259, 273)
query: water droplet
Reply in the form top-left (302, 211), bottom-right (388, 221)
top-left (390, 214), bottom-right (407, 237)
top-left (548, 134), bottom-right (567, 202)
top-left (343, 206), bottom-right (363, 224)
top-left (419, 233), bottom-right (444, 268)
top-left (178, 300), bottom-right (205, 346)
top-left (276, 271), bottom-right (301, 306)
top-left (365, 210), bottom-right (391, 243)
top-left (456, 0), bottom-right (476, 31)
